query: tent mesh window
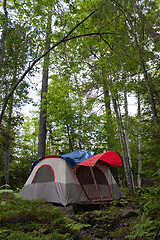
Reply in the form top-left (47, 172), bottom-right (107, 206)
top-left (76, 166), bottom-right (112, 200)
top-left (93, 166), bottom-right (108, 184)
top-left (76, 166), bottom-right (94, 185)
top-left (32, 165), bottom-right (55, 183)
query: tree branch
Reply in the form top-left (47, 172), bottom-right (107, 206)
top-left (99, 33), bottom-right (122, 59)
top-left (0, 10), bottom-right (96, 125)
top-left (0, 7), bottom-right (118, 125)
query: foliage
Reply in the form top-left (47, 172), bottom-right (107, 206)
top-left (0, 193), bottom-right (87, 240)
top-left (64, 217), bottom-right (91, 230)
top-left (0, 184), bottom-right (13, 194)
top-left (0, 115), bottom-right (39, 189)
top-left (0, 187), bottom-right (160, 240)
top-left (125, 185), bottom-right (160, 239)
top-left (126, 214), bottom-right (154, 239)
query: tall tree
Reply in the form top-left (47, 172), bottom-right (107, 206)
top-left (0, 3), bottom-right (100, 126)
top-left (137, 89), bottom-right (142, 187)
top-left (3, 96), bottom-right (13, 184)
top-left (112, 0), bottom-right (160, 140)
top-left (0, 0), bottom-right (7, 76)
top-left (124, 86), bottom-right (135, 192)
top-left (38, 14), bottom-right (51, 158)
top-left (0, 17), bottom-right (32, 184)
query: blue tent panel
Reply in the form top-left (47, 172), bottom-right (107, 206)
top-left (30, 150), bottom-right (95, 171)
top-left (61, 150), bottom-right (95, 168)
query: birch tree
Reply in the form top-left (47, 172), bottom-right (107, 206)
top-left (124, 87), bottom-right (135, 192)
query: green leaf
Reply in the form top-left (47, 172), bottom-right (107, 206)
top-left (0, 189), bottom-right (13, 194)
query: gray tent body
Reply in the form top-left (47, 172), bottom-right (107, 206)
top-left (20, 155), bottom-right (124, 206)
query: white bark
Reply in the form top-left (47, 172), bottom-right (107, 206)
top-left (124, 88), bottom-right (135, 192)
top-left (112, 95), bottom-right (134, 195)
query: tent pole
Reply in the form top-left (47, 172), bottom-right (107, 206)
top-left (90, 167), bottom-right (102, 201)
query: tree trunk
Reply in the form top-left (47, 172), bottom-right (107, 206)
top-left (0, 0), bottom-right (8, 110)
top-left (38, 15), bottom-right (51, 158)
top-left (103, 82), bottom-right (119, 184)
top-left (137, 91), bottom-right (142, 188)
top-left (124, 88), bottom-right (135, 192)
top-left (4, 148), bottom-right (10, 185)
top-left (0, 0), bottom-right (8, 77)
top-left (66, 124), bottom-right (74, 152)
top-left (112, 95), bottom-right (134, 195)
top-left (37, 57), bottom-right (49, 158)
top-left (132, 31), bottom-right (160, 140)
top-left (109, 71), bottom-right (134, 194)
top-left (103, 86), bottom-right (114, 145)
top-left (3, 96), bottom-right (13, 185)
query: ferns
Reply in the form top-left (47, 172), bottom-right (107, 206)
top-left (64, 217), bottom-right (91, 231)
top-left (126, 214), bottom-right (155, 239)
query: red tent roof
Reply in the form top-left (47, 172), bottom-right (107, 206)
top-left (77, 151), bottom-right (123, 167)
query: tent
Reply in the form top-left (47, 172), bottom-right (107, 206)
top-left (20, 150), bottom-right (124, 206)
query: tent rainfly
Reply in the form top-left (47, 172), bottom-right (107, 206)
top-left (20, 150), bottom-right (124, 206)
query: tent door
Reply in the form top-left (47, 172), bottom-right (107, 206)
top-left (76, 166), bottom-right (112, 201)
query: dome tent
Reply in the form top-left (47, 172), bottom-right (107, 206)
top-left (19, 150), bottom-right (124, 206)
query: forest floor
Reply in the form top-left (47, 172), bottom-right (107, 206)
top-left (61, 197), bottom-right (160, 240)
top-left (0, 189), bottom-right (160, 240)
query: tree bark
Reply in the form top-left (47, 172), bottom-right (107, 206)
top-left (137, 91), bottom-right (142, 188)
top-left (4, 148), bottom-right (10, 185)
top-left (103, 82), bottom-right (119, 184)
top-left (37, 57), bottom-right (49, 158)
top-left (37, 15), bottom-right (51, 158)
top-left (3, 96), bottom-right (13, 185)
top-left (135, 38), bottom-right (160, 137)
top-left (0, 0), bottom-right (8, 77)
top-left (112, 95), bottom-right (134, 195)
top-left (66, 124), bottom-right (74, 152)
top-left (124, 88), bottom-right (135, 192)
top-left (0, 0), bottom-right (8, 109)
top-left (108, 71), bottom-right (134, 194)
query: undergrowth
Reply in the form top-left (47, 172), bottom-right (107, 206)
top-left (0, 193), bottom-right (89, 240)
top-left (0, 184), bottom-right (160, 240)
top-left (125, 185), bottom-right (160, 239)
